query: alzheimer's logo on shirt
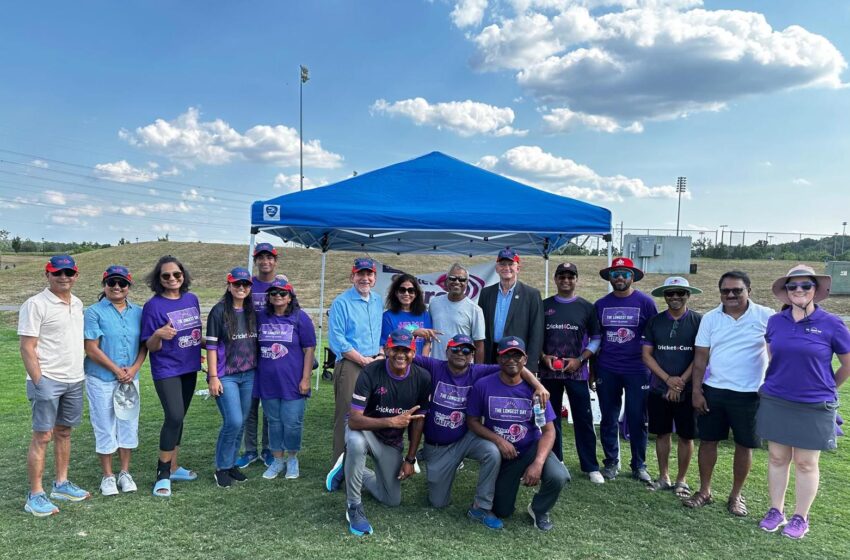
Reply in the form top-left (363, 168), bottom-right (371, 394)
top-left (602, 307), bottom-right (640, 327)
top-left (494, 423), bottom-right (529, 443)
top-left (607, 328), bottom-right (635, 344)
top-left (260, 343), bottom-right (289, 360)
top-left (259, 323), bottom-right (294, 343)
top-left (434, 410), bottom-right (465, 430)
top-left (166, 307), bottom-right (202, 331)
top-left (178, 328), bottom-right (202, 348)
top-left (433, 382), bottom-right (471, 410)
top-left (488, 396), bottom-right (532, 422)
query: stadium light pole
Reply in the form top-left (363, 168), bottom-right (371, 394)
top-left (299, 65), bottom-right (309, 192)
top-left (675, 177), bottom-right (686, 236)
top-left (842, 221), bottom-right (847, 255)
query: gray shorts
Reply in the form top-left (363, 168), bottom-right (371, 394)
top-left (756, 393), bottom-right (838, 451)
top-left (26, 377), bottom-right (84, 432)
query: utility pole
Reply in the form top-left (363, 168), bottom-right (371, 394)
top-left (299, 65), bottom-right (309, 192)
top-left (842, 221), bottom-right (847, 255)
top-left (719, 225), bottom-right (728, 246)
top-left (675, 177), bottom-right (686, 236)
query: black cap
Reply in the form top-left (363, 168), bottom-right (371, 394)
top-left (555, 262), bottom-right (578, 276)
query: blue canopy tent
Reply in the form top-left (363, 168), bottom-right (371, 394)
top-left (249, 151), bottom-right (613, 388)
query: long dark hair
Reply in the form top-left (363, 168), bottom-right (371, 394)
top-left (385, 273), bottom-right (425, 315)
top-left (146, 255), bottom-right (192, 295)
top-left (266, 289), bottom-right (301, 317)
top-left (221, 288), bottom-right (257, 339)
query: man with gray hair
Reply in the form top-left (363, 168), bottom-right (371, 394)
top-left (428, 263), bottom-right (485, 361)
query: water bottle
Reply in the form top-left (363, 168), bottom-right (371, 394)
top-left (533, 395), bottom-right (546, 431)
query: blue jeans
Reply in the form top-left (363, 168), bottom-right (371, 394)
top-left (262, 397), bottom-right (306, 452)
top-left (596, 368), bottom-right (649, 471)
top-left (214, 370), bottom-right (255, 469)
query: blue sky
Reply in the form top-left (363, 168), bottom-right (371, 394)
top-left (1, 0), bottom-right (848, 246)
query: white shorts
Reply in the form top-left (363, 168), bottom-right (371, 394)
top-left (85, 376), bottom-right (140, 454)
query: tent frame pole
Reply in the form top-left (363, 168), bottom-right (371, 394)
top-left (544, 258), bottom-right (549, 298)
top-left (248, 232), bottom-right (257, 270)
top-left (316, 251), bottom-right (327, 391)
top-left (606, 232), bottom-right (613, 294)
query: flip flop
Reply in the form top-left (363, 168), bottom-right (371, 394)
top-left (152, 478), bottom-right (172, 497)
top-left (647, 479), bottom-right (673, 492)
top-left (673, 481), bottom-right (691, 499)
top-left (170, 466), bottom-right (198, 481)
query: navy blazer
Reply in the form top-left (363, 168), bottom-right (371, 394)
top-left (477, 280), bottom-right (544, 372)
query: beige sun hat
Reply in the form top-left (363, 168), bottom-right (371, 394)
top-left (770, 264), bottom-right (831, 306)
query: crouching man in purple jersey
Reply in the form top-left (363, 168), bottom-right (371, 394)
top-left (467, 337), bottom-right (570, 531)
top-left (326, 329), bottom-right (431, 536)
top-left (413, 334), bottom-right (549, 530)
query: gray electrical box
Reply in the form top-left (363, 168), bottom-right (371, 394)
top-left (826, 261), bottom-right (850, 295)
top-left (624, 235), bottom-right (692, 274)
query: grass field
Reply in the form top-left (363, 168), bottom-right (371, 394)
top-left (2, 243), bottom-right (849, 559)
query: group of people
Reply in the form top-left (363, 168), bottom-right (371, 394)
top-left (17, 247), bottom-right (850, 542)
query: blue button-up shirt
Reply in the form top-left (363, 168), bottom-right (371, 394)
top-left (83, 298), bottom-right (144, 381)
top-left (493, 282), bottom-right (516, 343)
top-left (328, 286), bottom-right (383, 361)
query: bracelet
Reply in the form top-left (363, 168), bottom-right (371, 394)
top-left (404, 456), bottom-right (416, 465)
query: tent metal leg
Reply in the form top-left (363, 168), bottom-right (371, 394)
top-left (607, 236), bottom-right (613, 293)
top-left (248, 233), bottom-right (256, 270)
top-left (544, 259), bottom-right (549, 298)
top-left (316, 251), bottom-right (327, 391)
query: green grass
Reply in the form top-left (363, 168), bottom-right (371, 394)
top-left (1, 324), bottom-right (849, 559)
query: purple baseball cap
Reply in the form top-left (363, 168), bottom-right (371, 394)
top-left (103, 265), bottom-right (132, 283)
top-left (352, 257), bottom-right (376, 273)
top-left (446, 334), bottom-right (475, 349)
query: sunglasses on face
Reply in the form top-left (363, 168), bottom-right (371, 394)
top-left (499, 352), bottom-right (525, 362)
top-left (160, 271), bottom-right (183, 281)
top-left (448, 347), bottom-right (474, 355)
top-left (664, 290), bottom-right (689, 298)
top-left (105, 278), bottom-right (130, 288)
top-left (609, 270), bottom-right (632, 280)
top-left (785, 282), bottom-right (816, 292)
top-left (397, 287), bottom-right (417, 295)
top-left (50, 269), bottom-right (76, 277)
top-left (555, 274), bottom-right (576, 280)
top-left (719, 287), bottom-right (745, 296)
top-left (268, 290), bottom-right (291, 298)
top-left (447, 275), bottom-right (468, 283)
top-left (231, 281), bottom-right (252, 288)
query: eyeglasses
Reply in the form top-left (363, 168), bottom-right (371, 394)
top-left (609, 270), bottom-right (632, 280)
top-left (447, 275), bottom-right (468, 283)
top-left (160, 271), bottom-right (183, 281)
top-left (50, 269), bottom-right (76, 277)
top-left (664, 290), bottom-right (689, 298)
top-left (785, 282), bottom-right (816, 292)
top-left (499, 352), bottom-right (525, 362)
top-left (396, 287), bottom-right (417, 295)
top-left (448, 347), bottom-right (474, 355)
top-left (268, 290), bottom-right (291, 298)
top-left (231, 281), bottom-right (252, 288)
top-left (105, 278), bottom-right (130, 288)
top-left (719, 287), bottom-right (745, 296)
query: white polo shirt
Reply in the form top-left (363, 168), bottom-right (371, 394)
top-left (17, 288), bottom-right (85, 383)
top-left (695, 301), bottom-right (775, 392)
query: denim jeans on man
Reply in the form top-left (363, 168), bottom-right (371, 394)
top-left (215, 370), bottom-right (255, 469)
top-left (596, 368), bottom-right (649, 471)
top-left (262, 397), bottom-right (306, 452)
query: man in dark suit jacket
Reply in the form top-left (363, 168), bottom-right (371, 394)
top-left (478, 248), bottom-right (544, 371)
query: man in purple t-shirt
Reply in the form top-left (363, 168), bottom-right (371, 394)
top-left (467, 337), bottom-right (570, 531)
top-left (593, 257), bottom-right (657, 483)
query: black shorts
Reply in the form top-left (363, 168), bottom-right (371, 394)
top-left (648, 392), bottom-right (696, 440)
top-left (696, 385), bottom-right (760, 448)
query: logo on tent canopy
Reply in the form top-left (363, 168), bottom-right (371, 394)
top-left (264, 205), bottom-right (281, 220)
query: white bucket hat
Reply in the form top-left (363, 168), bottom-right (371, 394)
top-left (650, 276), bottom-right (703, 297)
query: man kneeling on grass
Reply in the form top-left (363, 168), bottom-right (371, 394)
top-left (325, 329), bottom-right (431, 536)
top-left (467, 337), bottom-right (570, 531)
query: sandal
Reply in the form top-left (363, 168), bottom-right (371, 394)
top-left (170, 466), bottom-right (198, 481)
top-left (727, 495), bottom-right (748, 517)
top-left (152, 478), bottom-right (172, 497)
top-left (673, 481), bottom-right (691, 499)
top-left (683, 491), bottom-right (714, 509)
top-left (647, 479), bottom-right (673, 492)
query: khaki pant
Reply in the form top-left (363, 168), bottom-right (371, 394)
top-left (332, 359), bottom-right (363, 465)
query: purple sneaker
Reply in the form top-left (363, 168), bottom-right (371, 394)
top-left (782, 514), bottom-right (809, 540)
top-left (758, 508), bottom-right (787, 532)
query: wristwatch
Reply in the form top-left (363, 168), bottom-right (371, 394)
top-left (404, 456), bottom-right (417, 465)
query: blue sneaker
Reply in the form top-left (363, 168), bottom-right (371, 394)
top-left (24, 492), bottom-right (59, 517)
top-left (285, 456), bottom-right (300, 479)
top-left (50, 480), bottom-right (90, 502)
top-left (261, 449), bottom-right (274, 468)
top-left (235, 451), bottom-right (259, 469)
top-left (346, 503), bottom-right (373, 536)
top-left (325, 453), bottom-right (345, 492)
top-left (467, 507), bottom-right (503, 530)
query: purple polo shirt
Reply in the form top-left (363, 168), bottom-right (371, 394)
top-left (413, 356), bottom-right (500, 446)
top-left (761, 307), bottom-right (850, 403)
top-left (467, 374), bottom-right (556, 456)
top-left (594, 290), bottom-right (658, 374)
top-left (141, 293), bottom-right (202, 380)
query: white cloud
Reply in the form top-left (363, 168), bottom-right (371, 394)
top-left (49, 203), bottom-right (103, 226)
top-left (457, 1), bottom-right (847, 132)
top-left (30, 159), bottom-right (49, 169)
top-left (792, 178), bottom-right (812, 186)
top-left (479, 145), bottom-right (685, 202)
top-left (94, 160), bottom-right (159, 183)
top-left (760, 161), bottom-right (773, 167)
top-left (273, 173), bottom-right (327, 193)
top-left (372, 98), bottom-right (527, 137)
top-left (120, 107), bottom-right (343, 169)
top-left (43, 190), bottom-right (67, 205)
top-left (451, 0), bottom-right (488, 28)
top-left (0, 200), bottom-right (20, 209)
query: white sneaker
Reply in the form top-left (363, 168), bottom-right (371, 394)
top-left (588, 471), bottom-right (605, 484)
top-left (117, 471), bottom-right (137, 493)
top-left (101, 475), bottom-right (119, 496)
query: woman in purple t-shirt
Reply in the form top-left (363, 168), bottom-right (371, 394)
top-left (141, 256), bottom-right (203, 497)
top-left (756, 265), bottom-right (850, 539)
top-left (255, 279), bottom-right (316, 480)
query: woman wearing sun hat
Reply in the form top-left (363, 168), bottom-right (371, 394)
top-left (83, 265), bottom-right (147, 496)
top-left (756, 265), bottom-right (850, 539)
top-left (206, 267), bottom-right (259, 488)
top-left (255, 278), bottom-right (316, 480)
